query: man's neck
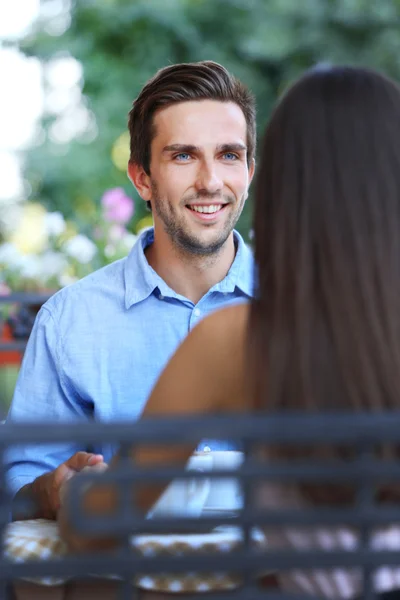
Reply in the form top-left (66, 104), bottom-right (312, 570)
top-left (145, 232), bottom-right (237, 304)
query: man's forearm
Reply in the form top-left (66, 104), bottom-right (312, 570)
top-left (12, 473), bottom-right (54, 521)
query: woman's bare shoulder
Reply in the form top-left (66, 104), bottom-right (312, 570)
top-left (192, 302), bottom-right (250, 410)
top-left (197, 302), bottom-right (250, 341)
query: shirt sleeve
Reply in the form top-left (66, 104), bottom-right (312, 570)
top-left (4, 304), bottom-right (92, 496)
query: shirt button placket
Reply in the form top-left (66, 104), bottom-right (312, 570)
top-left (189, 307), bottom-right (201, 330)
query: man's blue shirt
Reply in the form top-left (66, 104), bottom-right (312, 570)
top-left (5, 228), bottom-right (254, 495)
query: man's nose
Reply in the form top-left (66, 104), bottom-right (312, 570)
top-left (194, 161), bottom-right (223, 195)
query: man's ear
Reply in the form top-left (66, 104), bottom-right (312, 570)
top-left (128, 161), bottom-right (152, 202)
top-left (243, 158), bottom-right (256, 201)
top-left (248, 158), bottom-right (256, 185)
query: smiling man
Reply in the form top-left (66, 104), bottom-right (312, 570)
top-left (128, 65), bottom-right (256, 304)
top-left (5, 61), bottom-right (256, 524)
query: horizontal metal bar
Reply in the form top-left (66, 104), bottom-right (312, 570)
top-left (0, 341), bottom-right (26, 352)
top-left (4, 413), bottom-right (400, 444)
top-left (0, 293), bottom-right (51, 305)
top-left (64, 460), bottom-right (400, 484)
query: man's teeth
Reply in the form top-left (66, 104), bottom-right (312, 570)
top-left (190, 205), bottom-right (222, 214)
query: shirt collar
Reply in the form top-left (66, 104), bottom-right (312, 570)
top-left (208, 229), bottom-right (254, 298)
top-left (124, 227), bottom-right (254, 309)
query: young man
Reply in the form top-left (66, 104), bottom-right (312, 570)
top-left (5, 60), bottom-right (256, 520)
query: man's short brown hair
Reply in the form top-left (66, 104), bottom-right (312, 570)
top-left (128, 60), bottom-right (256, 177)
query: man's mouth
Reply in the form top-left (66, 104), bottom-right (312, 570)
top-left (188, 204), bottom-right (226, 214)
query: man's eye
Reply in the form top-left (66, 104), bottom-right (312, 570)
top-left (174, 153), bottom-right (191, 161)
top-left (222, 153), bottom-right (238, 161)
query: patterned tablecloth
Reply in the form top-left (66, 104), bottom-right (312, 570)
top-left (3, 519), bottom-right (266, 593)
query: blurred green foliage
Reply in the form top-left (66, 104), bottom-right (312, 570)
top-left (20, 0), bottom-right (400, 239)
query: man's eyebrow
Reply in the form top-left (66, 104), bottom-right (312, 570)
top-left (162, 144), bottom-right (199, 154)
top-left (217, 143), bottom-right (247, 153)
top-left (162, 143), bottom-right (247, 154)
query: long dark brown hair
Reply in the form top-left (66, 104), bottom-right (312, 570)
top-left (249, 65), bottom-right (400, 503)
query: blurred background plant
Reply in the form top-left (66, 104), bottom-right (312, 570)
top-left (3, 0), bottom-right (400, 258)
top-left (0, 187), bottom-right (144, 292)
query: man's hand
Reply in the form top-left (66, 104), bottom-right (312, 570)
top-left (46, 452), bottom-right (106, 515)
top-left (58, 461), bottom-right (111, 552)
top-left (59, 460), bottom-right (109, 506)
top-left (13, 452), bottom-right (105, 521)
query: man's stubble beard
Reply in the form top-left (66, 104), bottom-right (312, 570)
top-left (150, 181), bottom-right (245, 258)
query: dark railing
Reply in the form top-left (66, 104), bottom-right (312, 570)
top-left (0, 293), bottom-right (51, 417)
top-left (2, 413), bottom-right (400, 600)
top-left (1, 295), bottom-right (400, 598)
top-left (0, 292), bottom-right (51, 353)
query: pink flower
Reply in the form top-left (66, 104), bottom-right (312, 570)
top-left (0, 282), bottom-right (11, 296)
top-left (101, 188), bottom-right (134, 224)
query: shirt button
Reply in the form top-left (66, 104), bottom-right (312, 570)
top-left (159, 293), bottom-right (164, 300)
top-left (193, 308), bottom-right (201, 317)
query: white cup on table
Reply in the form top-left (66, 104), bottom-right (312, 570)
top-left (149, 450), bottom-right (245, 518)
top-left (148, 453), bottom-right (213, 518)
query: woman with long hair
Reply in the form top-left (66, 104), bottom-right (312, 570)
top-left (60, 65), bottom-right (400, 599)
